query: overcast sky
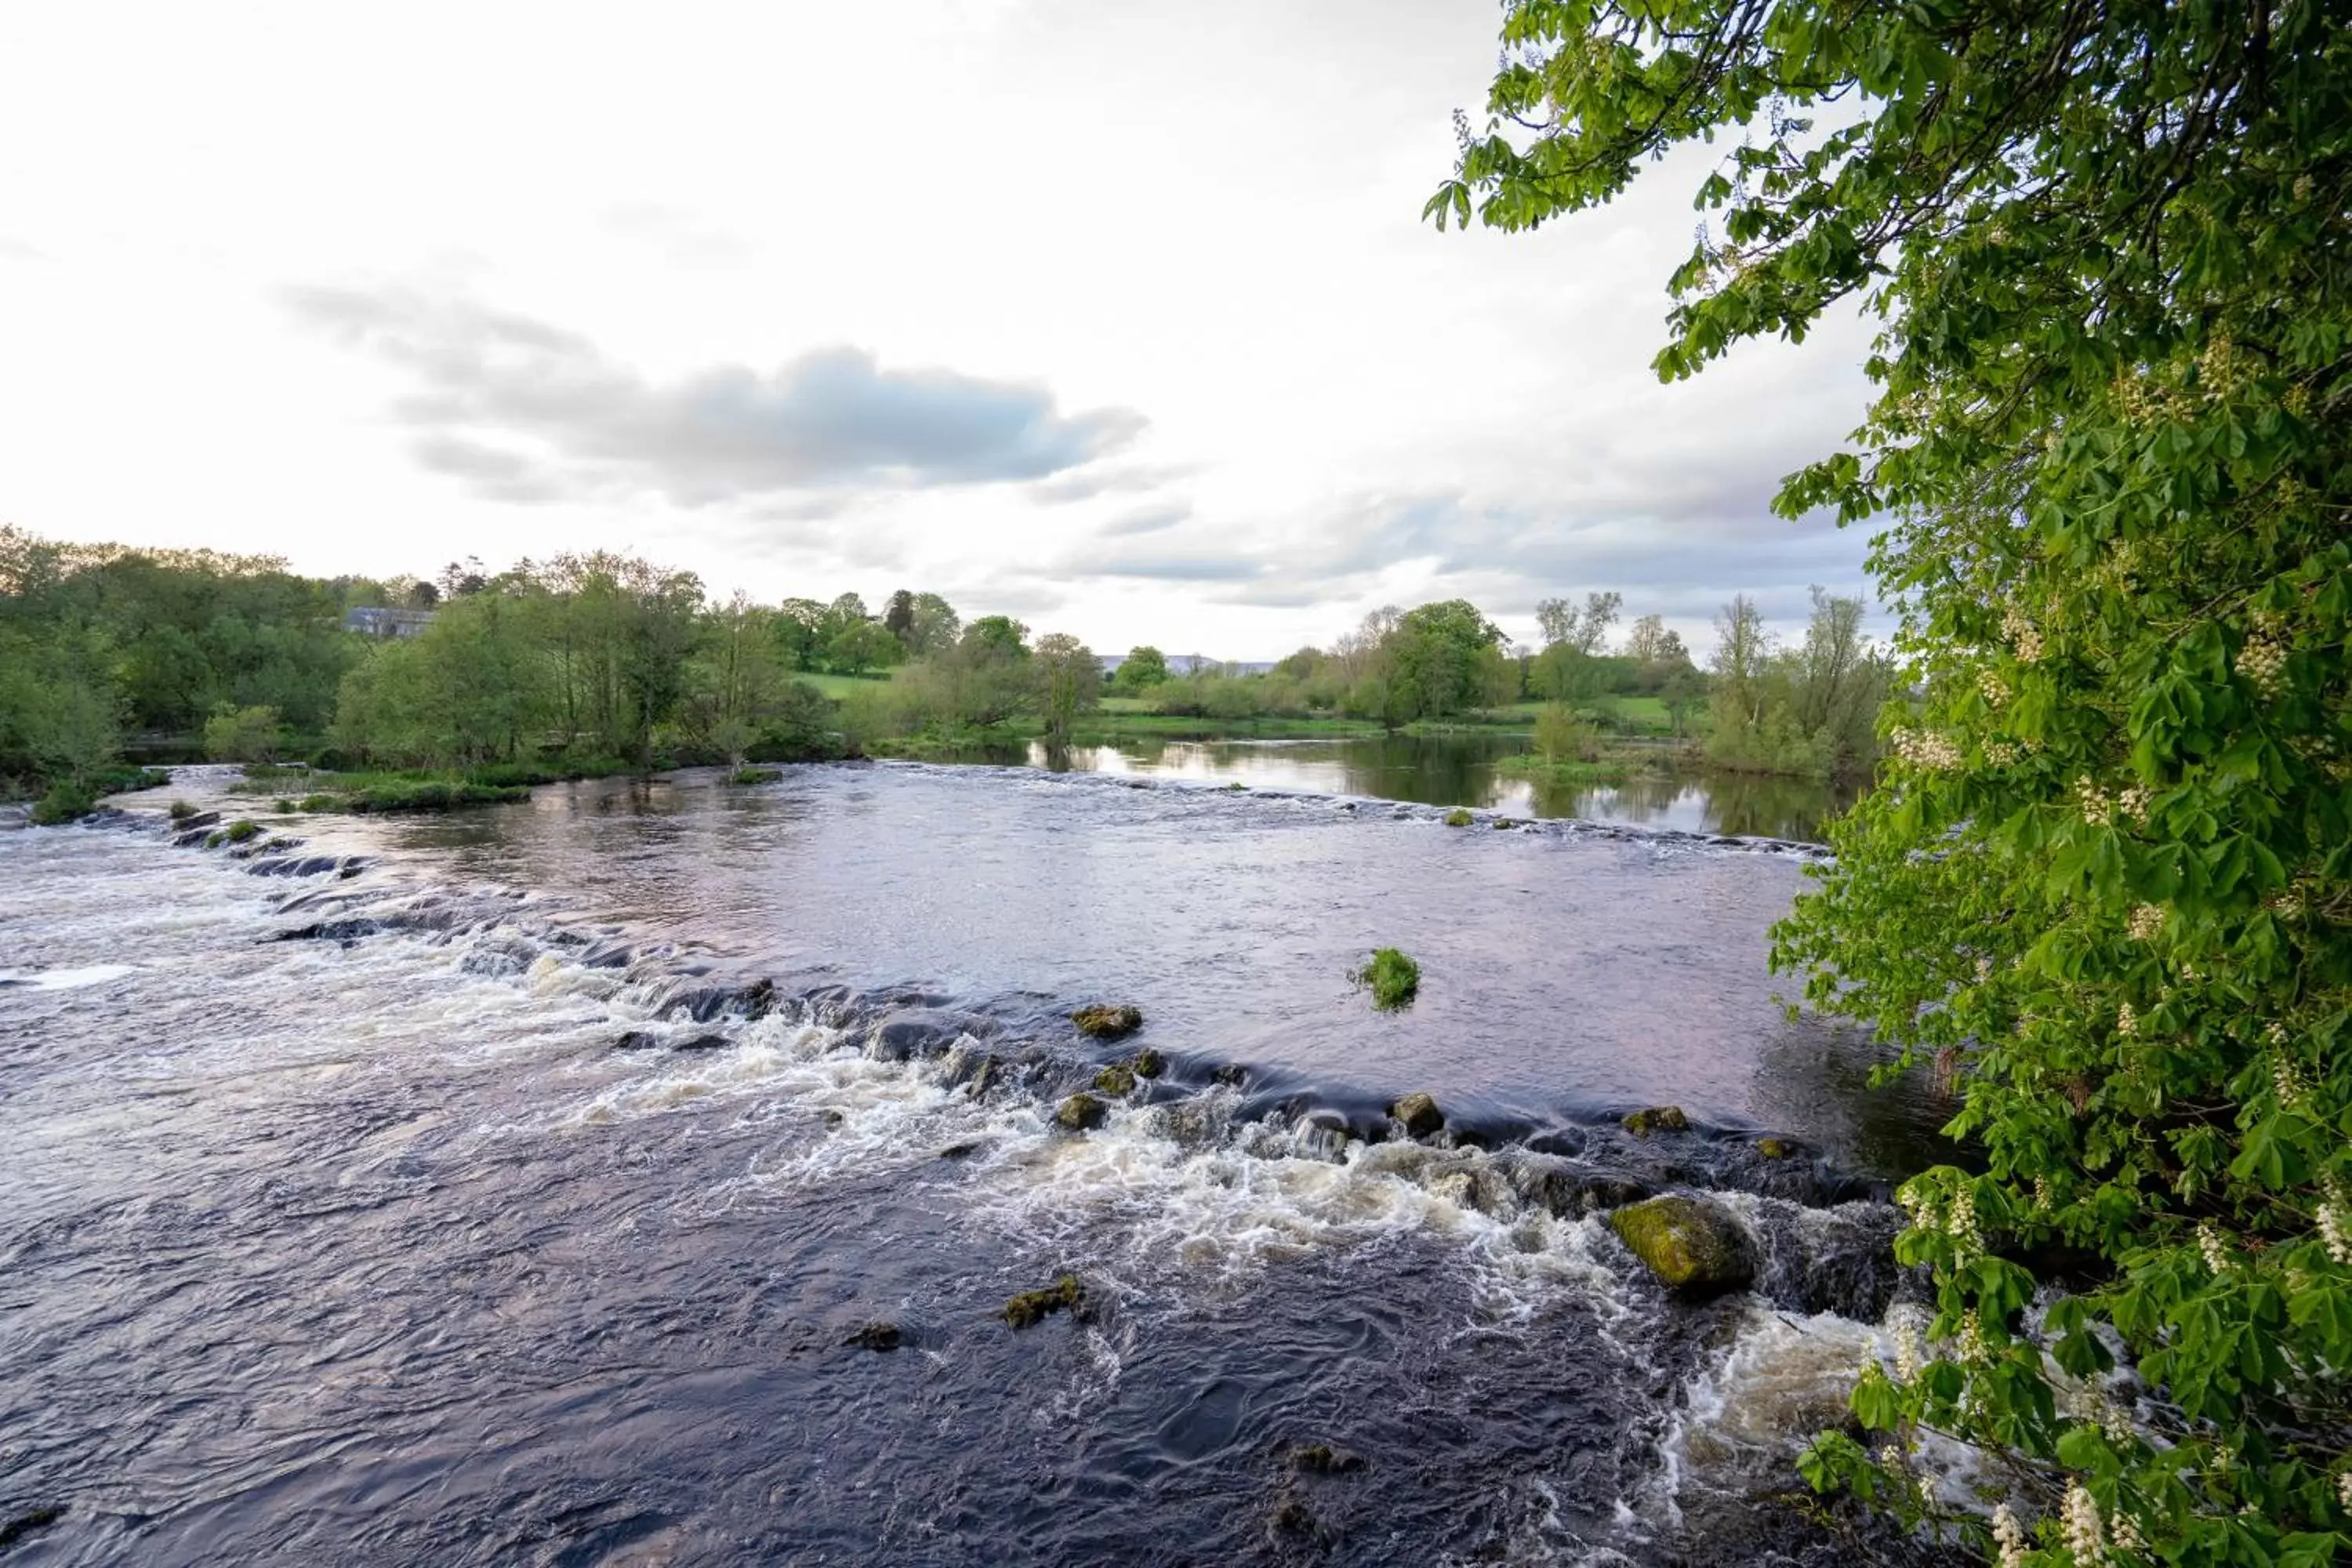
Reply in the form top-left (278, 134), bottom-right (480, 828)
top-left (0, 0), bottom-right (1881, 659)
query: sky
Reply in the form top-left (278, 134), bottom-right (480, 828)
top-left (0, 0), bottom-right (1883, 659)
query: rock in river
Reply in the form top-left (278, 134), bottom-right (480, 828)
top-left (1390, 1091), bottom-right (1444, 1138)
top-left (1072, 1004), bottom-right (1144, 1040)
top-left (1056, 1092), bottom-right (1108, 1131)
top-left (1621, 1105), bottom-right (1690, 1138)
top-left (1607, 1195), bottom-right (1756, 1298)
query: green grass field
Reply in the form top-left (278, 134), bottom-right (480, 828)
top-left (793, 670), bottom-right (904, 700)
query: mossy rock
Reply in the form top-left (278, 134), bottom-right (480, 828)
top-left (1445, 807), bottom-right (1475, 827)
top-left (204, 830), bottom-right (227, 849)
top-left (223, 819), bottom-right (263, 844)
top-left (1094, 1063), bottom-right (1138, 1096)
top-left (1757, 1136), bottom-right (1796, 1160)
top-left (1622, 1105), bottom-right (1690, 1138)
top-left (1003, 1274), bottom-right (1083, 1328)
top-left (1492, 816), bottom-right (1518, 829)
top-left (1056, 1092), bottom-right (1108, 1131)
top-left (1073, 1004), bottom-right (1143, 1039)
top-left (1607, 1195), bottom-right (1757, 1297)
top-left (1390, 1091), bottom-right (1444, 1138)
top-left (1287, 1443), bottom-right (1366, 1475)
top-left (1132, 1047), bottom-right (1164, 1080)
top-left (1225, 780), bottom-right (1248, 791)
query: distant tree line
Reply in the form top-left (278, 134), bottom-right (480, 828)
top-left (1098, 586), bottom-right (1893, 780)
top-left (2, 521), bottom-right (1894, 800)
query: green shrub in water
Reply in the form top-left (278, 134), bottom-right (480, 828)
top-left (1444, 808), bottom-right (1474, 827)
top-left (222, 819), bottom-right (262, 844)
top-left (1356, 947), bottom-right (1420, 1011)
top-left (31, 783), bottom-right (96, 826)
top-left (167, 799), bottom-right (198, 821)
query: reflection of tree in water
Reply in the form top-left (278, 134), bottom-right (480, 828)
top-left (1749, 1014), bottom-right (1957, 1179)
top-left (1699, 771), bottom-right (1864, 841)
top-left (1016, 735), bottom-right (1863, 842)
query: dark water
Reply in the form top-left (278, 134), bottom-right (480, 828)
top-left (935, 735), bottom-right (1858, 844)
top-left (0, 765), bottom-right (1958, 1566)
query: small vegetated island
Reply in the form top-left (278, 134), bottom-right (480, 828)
top-left (1431, 1), bottom-right (2352, 1562)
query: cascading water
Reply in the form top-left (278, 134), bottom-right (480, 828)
top-left (0, 764), bottom-right (1969, 1565)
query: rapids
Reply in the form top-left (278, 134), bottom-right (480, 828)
top-left (0, 764), bottom-right (1965, 1565)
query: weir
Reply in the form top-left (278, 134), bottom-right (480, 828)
top-left (0, 765), bottom-right (1969, 1565)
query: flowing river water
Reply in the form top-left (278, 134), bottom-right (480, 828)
top-left (1, 762), bottom-right (1964, 1566)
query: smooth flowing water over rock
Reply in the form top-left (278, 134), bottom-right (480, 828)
top-left (0, 765), bottom-right (1960, 1566)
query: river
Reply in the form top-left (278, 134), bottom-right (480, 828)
top-left (0, 760), bottom-right (1958, 1566)
top-left (935, 734), bottom-right (1860, 844)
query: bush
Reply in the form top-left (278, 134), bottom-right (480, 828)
top-left (1445, 808), bottom-right (1475, 827)
top-left (31, 782), bottom-right (96, 825)
top-left (724, 766), bottom-right (782, 786)
top-left (1356, 947), bottom-right (1421, 1011)
top-left (1533, 702), bottom-right (1599, 763)
top-left (341, 781), bottom-right (530, 813)
top-left (168, 798), bottom-right (198, 821)
top-left (222, 818), bottom-right (262, 843)
top-left (202, 703), bottom-right (284, 764)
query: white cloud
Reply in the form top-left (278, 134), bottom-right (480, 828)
top-left (0, 0), bottom-right (1882, 658)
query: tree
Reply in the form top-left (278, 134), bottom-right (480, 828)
top-left (203, 703), bottom-right (283, 764)
top-left (907, 592), bottom-right (961, 657)
top-left (827, 619), bottom-right (900, 677)
top-left (1624, 613), bottom-right (1674, 666)
top-left (1535, 591), bottom-right (1621, 653)
top-left (1439, 3), bottom-right (2352, 1560)
top-left (883, 589), bottom-right (916, 645)
top-left (1114, 644), bottom-right (1170, 691)
top-left (1032, 633), bottom-right (1100, 742)
top-left (960, 615), bottom-right (1029, 662)
top-left (1386, 600), bottom-right (1506, 721)
top-left (772, 598), bottom-right (826, 670)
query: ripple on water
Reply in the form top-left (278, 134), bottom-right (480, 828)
top-left (0, 774), bottom-right (1949, 1566)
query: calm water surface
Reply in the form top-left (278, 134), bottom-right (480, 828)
top-left (0, 764), bottom-right (1955, 1566)
top-left (946, 735), bottom-right (1860, 844)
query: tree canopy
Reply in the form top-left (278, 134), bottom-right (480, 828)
top-left (1441, 2), bottom-right (2352, 1561)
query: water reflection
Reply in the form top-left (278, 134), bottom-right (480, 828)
top-left (975, 733), bottom-right (1862, 842)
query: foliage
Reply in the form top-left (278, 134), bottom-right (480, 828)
top-left (1704, 590), bottom-right (1891, 782)
top-left (30, 782), bottom-right (96, 824)
top-left (202, 703), bottom-right (283, 764)
top-left (1440, 0), bottom-right (2352, 1559)
top-left (1356, 947), bottom-right (1421, 1011)
top-left (339, 780), bottom-right (532, 813)
top-left (1032, 633), bottom-right (1101, 742)
top-left (1534, 701), bottom-right (1597, 763)
top-left (1385, 600), bottom-right (1510, 723)
top-left (1446, 807), bottom-right (1475, 827)
top-left (828, 618), bottom-right (902, 677)
top-left (1113, 644), bottom-right (1171, 691)
top-left (1537, 590), bottom-right (1621, 653)
top-left (0, 525), bottom-right (357, 742)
